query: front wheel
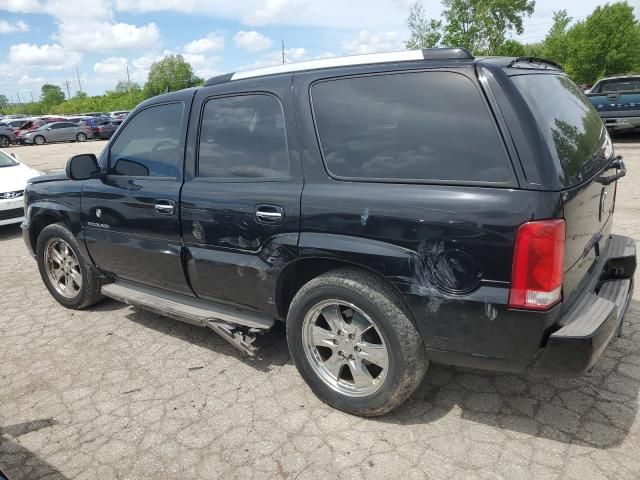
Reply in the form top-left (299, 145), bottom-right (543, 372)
top-left (287, 269), bottom-right (428, 416)
top-left (76, 132), bottom-right (87, 142)
top-left (36, 224), bottom-right (104, 309)
top-left (0, 135), bottom-right (10, 147)
top-left (33, 135), bottom-right (45, 145)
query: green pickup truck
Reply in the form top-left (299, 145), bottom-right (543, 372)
top-left (587, 74), bottom-right (640, 132)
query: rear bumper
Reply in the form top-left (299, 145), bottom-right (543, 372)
top-left (601, 116), bottom-right (640, 131)
top-left (529, 234), bottom-right (636, 376)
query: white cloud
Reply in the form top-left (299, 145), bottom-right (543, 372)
top-left (0, 0), bottom-right (41, 13)
top-left (94, 56), bottom-right (128, 76)
top-left (9, 43), bottom-right (82, 70)
top-left (56, 21), bottom-right (160, 52)
top-left (0, 19), bottom-right (29, 33)
top-left (17, 74), bottom-right (45, 87)
top-left (183, 33), bottom-right (225, 54)
top-left (343, 30), bottom-right (403, 55)
top-left (182, 53), bottom-right (222, 79)
top-left (246, 0), bottom-right (290, 26)
top-left (233, 30), bottom-right (272, 52)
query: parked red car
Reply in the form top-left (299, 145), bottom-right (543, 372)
top-left (15, 119), bottom-right (45, 140)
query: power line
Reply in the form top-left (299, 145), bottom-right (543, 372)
top-left (64, 79), bottom-right (71, 99)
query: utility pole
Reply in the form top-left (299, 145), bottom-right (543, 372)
top-left (126, 64), bottom-right (132, 101)
top-left (76, 67), bottom-right (83, 94)
top-left (30, 91), bottom-right (34, 102)
top-left (281, 39), bottom-right (285, 64)
top-left (64, 79), bottom-right (71, 99)
top-left (16, 91), bottom-right (21, 104)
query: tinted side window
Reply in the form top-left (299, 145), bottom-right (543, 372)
top-left (109, 102), bottom-right (184, 178)
top-left (311, 72), bottom-right (512, 183)
top-left (198, 95), bottom-right (289, 179)
top-left (50, 123), bottom-right (65, 129)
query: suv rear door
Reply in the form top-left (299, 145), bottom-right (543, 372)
top-left (82, 96), bottom-right (193, 294)
top-left (180, 75), bottom-right (302, 316)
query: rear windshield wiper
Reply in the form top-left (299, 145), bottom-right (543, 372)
top-left (597, 155), bottom-right (626, 185)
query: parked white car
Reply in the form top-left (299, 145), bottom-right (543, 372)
top-left (0, 149), bottom-right (43, 226)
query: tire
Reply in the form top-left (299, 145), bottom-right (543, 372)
top-left (76, 132), bottom-right (87, 142)
top-left (36, 224), bottom-right (104, 309)
top-left (33, 135), bottom-right (45, 145)
top-left (287, 269), bottom-right (428, 416)
top-left (0, 135), bottom-right (10, 147)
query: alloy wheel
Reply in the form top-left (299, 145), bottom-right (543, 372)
top-left (301, 299), bottom-right (389, 397)
top-left (44, 238), bottom-right (82, 298)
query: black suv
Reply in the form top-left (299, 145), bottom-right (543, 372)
top-left (22, 49), bottom-right (636, 416)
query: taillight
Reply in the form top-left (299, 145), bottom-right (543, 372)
top-left (508, 219), bottom-right (566, 310)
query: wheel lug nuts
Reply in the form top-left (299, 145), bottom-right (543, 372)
top-left (349, 354), bottom-right (355, 360)
top-left (338, 351), bottom-right (344, 357)
top-left (333, 340), bottom-right (339, 345)
top-left (337, 330), bottom-right (342, 336)
top-left (354, 346), bottom-right (360, 352)
top-left (348, 333), bottom-right (355, 340)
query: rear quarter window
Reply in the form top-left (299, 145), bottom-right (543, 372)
top-left (310, 71), bottom-right (513, 184)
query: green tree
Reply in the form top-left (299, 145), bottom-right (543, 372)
top-left (570, 2), bottom-right (640, 84)
top-left (435, 0), bottom-right (535, 54)
top-left (144, 55), bottom-right (202, 96)
top-left (40, 84), bottom-right (65, 109)
top-left (540, 2), bottom-right (640, 84)
top-left (75, 91), bottom-right (88, 99)
top-left (405, 2), bottom-right (443, 48)
top-left (115, 80), bottom-right (141, 94)
top-left (540, 10), bottom-right (573, 66)
top-left (0, 94), bottom-right (8, 113)
top-left (495, 39), bottom-right (526, 56)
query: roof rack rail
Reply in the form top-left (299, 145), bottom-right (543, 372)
top-left (205, 48), bottom-right (475, 84)
top-left (422, 47), bottom-right (474, 60)
top-left (507, 57), bottom-right (563, 71)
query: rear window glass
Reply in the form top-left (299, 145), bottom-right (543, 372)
top-left (595, 78), bottom-right (640, 93)
top-left (512, 74), bottom-right (609, 187)
top-left (311, 72), bottom-right (513, 183)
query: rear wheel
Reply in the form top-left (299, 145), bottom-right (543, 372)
top-left (76, 132), bottom-right (87, 142)
top-left (0, 135), bottom-right (10, 147)
top-left (36, 224), bottom-right (104, 309)
top-left (287, 269), bottom-right (428, 416)
top-left (33, 135), bottom-right (45, 145)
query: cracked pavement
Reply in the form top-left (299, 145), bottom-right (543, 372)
top-left (1, 138), bottom-right (639, 479)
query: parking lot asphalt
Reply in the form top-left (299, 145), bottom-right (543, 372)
top-left (6, 140), bottom-right (107, 173)
top-left (1, 136), bottom-right (640, 480)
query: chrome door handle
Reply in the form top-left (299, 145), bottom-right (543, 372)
top-left (154, 199), bottom-right (175, 215)
top-left (255, 205), bottom-right (284, 224)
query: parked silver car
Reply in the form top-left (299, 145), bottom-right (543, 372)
top-left (0, 126), bottom-right (17, 147)
top-left (21, 122), bottom-right (93, 145)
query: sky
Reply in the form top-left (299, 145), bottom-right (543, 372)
top-left (0, 0), bottom-right (638, 101)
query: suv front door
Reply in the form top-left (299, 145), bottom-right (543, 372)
top-left (81, 95), bottom-right (193, 295)
top-left (180, 77), bottom-right (302, 315)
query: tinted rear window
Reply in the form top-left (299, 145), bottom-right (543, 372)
top-left (595, 78), bottom-right (640, 93)
top-left (311, 71), bottom-right (513, 183)
top-left (512, 74), bottom-right (609, 188)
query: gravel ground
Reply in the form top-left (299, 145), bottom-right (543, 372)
top-left (5, 140), bottom-right (107, 173)
top-left (1, 136), bottom-right (639, 480)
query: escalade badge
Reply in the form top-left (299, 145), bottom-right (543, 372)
top-left (2, 192), bottom-right (19, 199)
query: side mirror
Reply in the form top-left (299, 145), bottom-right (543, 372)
top-left (66, 154), bottom-right (101, 180)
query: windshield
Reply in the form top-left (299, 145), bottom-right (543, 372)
top-left (0, 150), bottom-right (19, 167)
top-left (512, 74), bottom-right (610, 188)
